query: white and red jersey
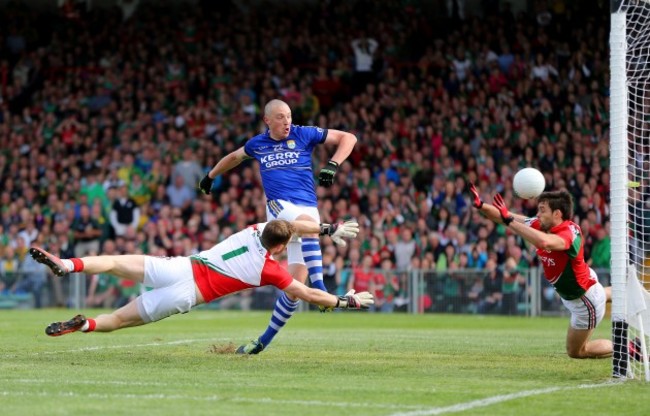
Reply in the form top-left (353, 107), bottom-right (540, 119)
top-left (190, 223), bottom-right (294, 302)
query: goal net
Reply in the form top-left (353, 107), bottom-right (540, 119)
top-left (611, 0), bottom-right (650, 380)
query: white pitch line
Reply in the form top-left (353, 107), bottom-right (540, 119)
top-left (0, 390), bottom-right (427, 410)
top-left (0, 382), bottom-right (620, 412)
top-left (388, 381), bottom-right (620, 416)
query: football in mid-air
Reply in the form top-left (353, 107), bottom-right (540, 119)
top-left (513, 167), bottom-right (545, 199)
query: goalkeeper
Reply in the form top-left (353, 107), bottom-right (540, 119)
top-left (30, 219), bottom-right (372, 337)
top-left (470, 184), bottom-right (612, 359)
top-left (198, 99), bottom-right (357, 354)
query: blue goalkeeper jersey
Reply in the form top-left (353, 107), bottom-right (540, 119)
top-left (244, 125), bottom-right (328, 207)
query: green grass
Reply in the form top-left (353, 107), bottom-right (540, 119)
top-left (0, 310), bottom-right (646, 416)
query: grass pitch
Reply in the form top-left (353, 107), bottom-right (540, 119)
top-left (0, 310), bottom-right (646, 416)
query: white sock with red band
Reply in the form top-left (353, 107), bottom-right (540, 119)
top-left (61, 259), bottom-right (75, 273)
top-left (61, 258), bottom-right (84, 273)
top-left (81, 318), bottom-right (96, 332)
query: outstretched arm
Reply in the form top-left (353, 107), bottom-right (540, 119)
top-left (490, 193), bottom-right (568, 251)
top-left (478, 201), bottom-right (528, 224)
top-left (469, 183), bottom-right (527, 224)
top-left (290, 220), bottom-right (322, 235)
top-left (199, 147), bottom-right (251, 194)
top-left (291, 220), bottom-right (359, 247)
top-left (283, 280), bottom-right (373, 310)
top-left (207, 146), bottom-right (250, 179)
top-left (507, 221), bottom-right (569, 251)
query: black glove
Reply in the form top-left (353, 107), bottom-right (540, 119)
top-left (198, 174), bottom-right (214, 195)
top-left (318, 160), bottom-right (339, 187)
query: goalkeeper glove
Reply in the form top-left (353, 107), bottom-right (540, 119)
top-left (319, 220), bottom-right (360, 247)
top-left (493, 193), bottom-right (514, 225)
top-left (318, 160), bottom-right (339, 187)
top-left (336, 291), bottom-right (374, 310)
top-left (320, 289), bottom-right (356, 313)
top-left (198, 174), bottom-right (214, 195)
top-left (469, 182), bottom-right (483, 209)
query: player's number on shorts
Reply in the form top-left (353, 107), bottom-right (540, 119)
top-left (222, 246), bottom-right (249, 261)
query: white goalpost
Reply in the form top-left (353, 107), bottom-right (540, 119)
top-left (610, 0), bottom-right (650, 380)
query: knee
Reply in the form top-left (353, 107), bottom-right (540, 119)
top-left (288, 264), bottom-right (308, 282)
top-left (566, 346), bottom-right (586, 359)
top-left (295, 214), bottom-right (317, 223)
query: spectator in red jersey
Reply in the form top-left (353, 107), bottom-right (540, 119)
top-left (347, 253), bottom-right (379, 295)
top-left (371, 258), bottom-right (399, 313)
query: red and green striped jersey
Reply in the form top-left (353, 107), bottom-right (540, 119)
top-left (526, 218), bottom-right (596, 300)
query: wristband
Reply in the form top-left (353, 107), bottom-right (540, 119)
top-left (319, 223), bottom-right (332, 236)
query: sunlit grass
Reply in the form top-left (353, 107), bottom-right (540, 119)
top-left (0, 310), bottom-right (644, 416)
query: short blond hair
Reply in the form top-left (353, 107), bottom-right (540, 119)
top-left (264, 99), bottom-right (290, 117)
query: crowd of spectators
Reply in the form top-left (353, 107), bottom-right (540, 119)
top-left (0, 0), bottom-right (613, 313)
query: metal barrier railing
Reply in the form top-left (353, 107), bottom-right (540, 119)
top-left (16, 266), bottom-right (612, 314)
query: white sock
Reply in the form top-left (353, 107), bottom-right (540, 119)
top-left (61, 259), bottom-right (74, 272)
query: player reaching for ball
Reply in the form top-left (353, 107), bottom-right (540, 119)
top-left (31, 219), bottom-right (372, 337)
top-left (469, 184), bottom-right (612, 359)
top-left (198, 99), bottom-right (357, 354)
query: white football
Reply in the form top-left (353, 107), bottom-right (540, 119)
top-left (513, 168), bottom-right (545, 199)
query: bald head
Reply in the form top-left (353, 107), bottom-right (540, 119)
top-left (263, 99), bottom-right (292, 140)
top-left (264, 99), bottom-right (290, 117)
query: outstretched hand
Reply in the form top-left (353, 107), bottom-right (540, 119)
top-left (320, 289), bottom-right (355, 313)
top-left (337, 290), bottom-right (374, 310)
top-left (198, 174), bottom-right (214, 195)
top-left (331, 220), bottom-right (359, 246)
top-left (320, 220), bottom-right (360, 247)
top-left (469, 182), bottom-right (483, 209)
top-left (493, 193), bottom-right (514, 225)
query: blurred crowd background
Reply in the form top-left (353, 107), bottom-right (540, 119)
top-left (0, 0), bottom-right (612, 314)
